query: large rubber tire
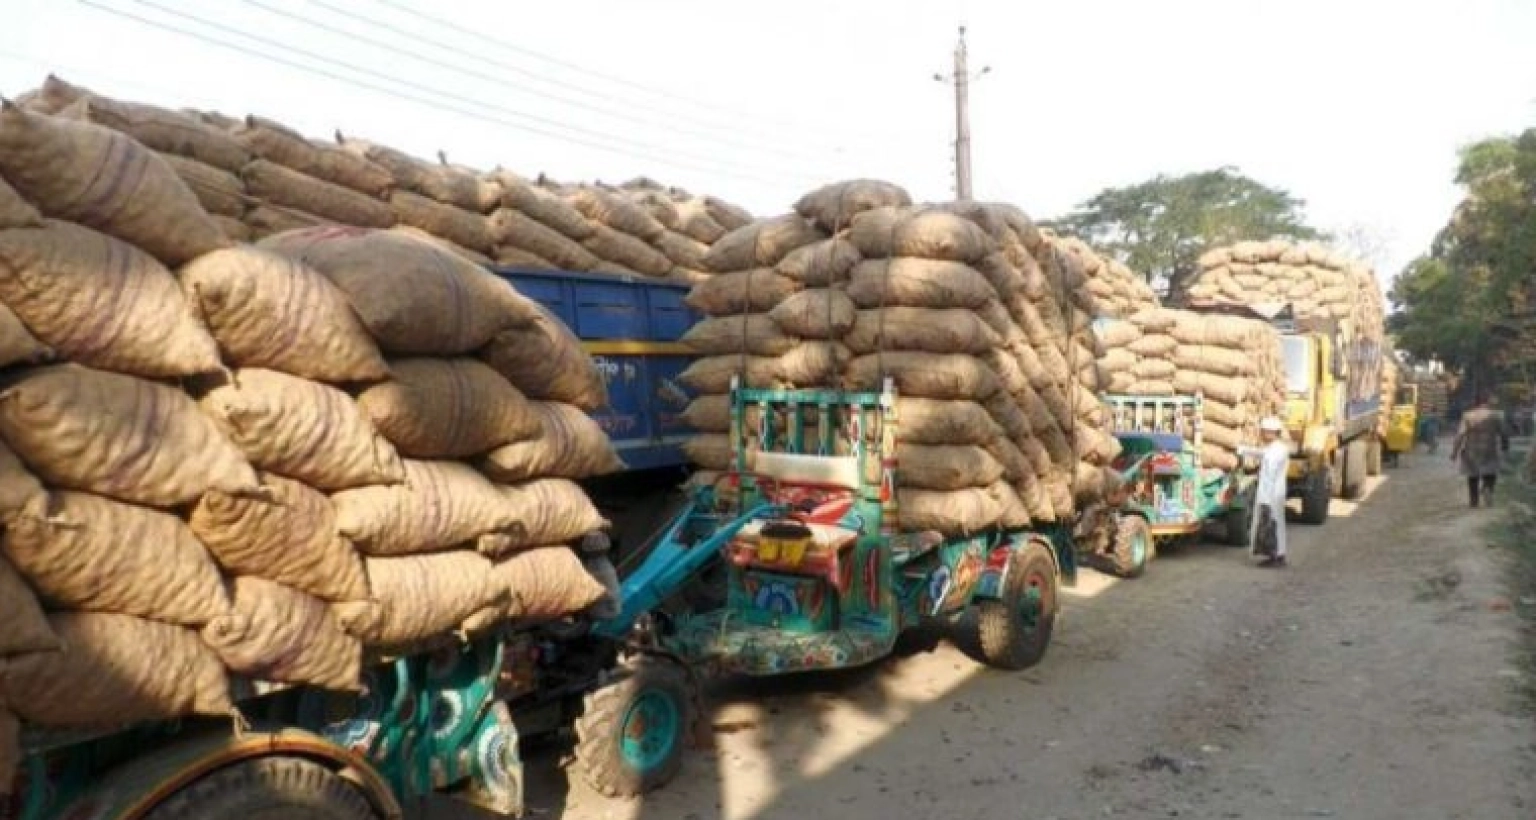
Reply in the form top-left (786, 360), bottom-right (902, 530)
top-left (1105, 515), bottom-right (1152, 578)
top-left (142, 757), bottom-right (378, 820)
top-left (1299, 469), bottom-right (1331, 525)
top-left (1341, 440), bottom-right (1367, 500)
top-left (574, 656), bottom-right (692, 798)
top-left (977, 541), bottom-right (1057, 671)
top-left (1366, 437), bottom-right (1383, 476)
top-left (1224, 494), bottom-right (1253, 548)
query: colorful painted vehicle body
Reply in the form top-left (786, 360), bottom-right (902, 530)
top-left (597, 378), bottom-right (1075, 679)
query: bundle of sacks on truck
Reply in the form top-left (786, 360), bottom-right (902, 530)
top-left (676, 179), bottom-right (1126, 538)
top-left (12, 74), bottom-right (752, 282)
top-left (0, 96), bottom-right (628, 785)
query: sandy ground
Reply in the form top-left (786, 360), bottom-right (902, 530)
top-left (518, 447), bottom-right (1534, 820)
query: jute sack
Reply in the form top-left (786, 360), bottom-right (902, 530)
top-left (686, 268), bottom-right (802, 315)
top-left (486, 546), bottom-right (608, 620)
top-left (679, 354), bottom-right (781, 392)
top-left (200, 368), bottom-right (405, 490)
top-left (703, 215), bottom-right (822, 273)
top-left (234, 117), bottom-right (391, 196)
top-left (582, 223), bottom-right (673, 277)
top-left (1199, 398), bottom-right (1250, 429)
top-left (201, 577), bottom-right (362, 692)
top-left (845, 258), bottom-right (996, 310)
top-left (1008, 342), bottom-right (1054, 391)
top-left (243, 203), bottom-right (330, 239)
top-left (983, 391), bottom-right (1033, 444)
top-left (494, 244), bottom-right (556, 270)
top-left (335, 136), bottom-right (499, 212)
top-left (332, 459), bottom-right (525, 556)
top-left (1201, 421), bottom-right (1246, 452)
top-left (776, 238), bottom-right (861, 286)
top-left (1172, 345), bottom-right (1253, 378)
top-left (158, 153), bottom-right (247, 217)
top-left (357, 358), bottom-right (540, 458)
top-left (180, 246), bottom-right (389, 383)
top-left (681, 314), bottom-right (797, 356)
top-left (974, 253), bottom-right (1028, 302)
top-left (1015, 471), bottom-right (1054, 523)
top-left (848, 208), bottom-right (994, 263)
top-left (54, 91), bottom-right (252, 172)
top-left (622, 187), bottom-right (680, 230)
top-left (213, 214), bottom-right (252, 243)
top-left (1127, 333), bottom-right (1177, 358)
top-left (481, 302), bottom-right (609, 410)
top-left (479, 401), bottom-right (625, 483)
top-left (1131, 359), bottom-right (1178, 381)
top-left (793, 179), bottom-right (912, 233)
top-left (844, 352), bottom-right (1001, 400)
top-left (0, 554), bottom-right (59, 655)
top-left (897, 398), bottom-right (1000, 446)
top-left (844, 307), bottom-right (1000, 356)
top-left (0, 613), bottom-right (233, 725)
top-left (681, 393), bottom-right (732, 433)
top-left (483, 479), bottom-right (607, 558)
top-left (898, 486), bottom-right (1002, 536)
top-left (779, 342), bottom-right (850, 385)
top-left (567, 187), bottom-right (666, 242)
top-left (705, 196), bottom-right (754, 231)
top-left (356, 551), bottom-right (503, 647)
top-left (655, 230), bottom-right (709, 270)
top-left (0, 173), bottom-right (40, 230)
top-left (0, 302), bottom-right (50, 369)
top-left (768, 288), bottom-right (857, 339)
top-left (190, 471), bottom-right (368, 603)
top-left (1170, 315), bottom-right (1264, 347)
top-left (258, 227), bottom-right (535, 355)
top-left (3, 490), bottom-right (230, 626)
top-left (0, 365), bottom-right (260, 508)
top-left (0, 221), bottom-right (224, 378)
top-left (884, 444), bottom-right (1003, 491)
top-left (390, 190), bottom-right (495, 254)
top-left (978, 301), bottom-right (1026, 345)
top-left (1174, 371), bottom-right (1248, 406)
top-left (673, 196), bottom-right (727, 244)
top-left (1129, 307), bottom-right (1182, 333)
top-left (1202, 444), bottom-right (1239, 472)
top-left (1019, 435), bottom-right (1053, 479)
top-left (242, 160), bottom-right (395, 229)
top-left (493, 172), bottom-right (595, 240)
top-left (986, 436), bottom-right (1033, 482)
top-left (1126, 380), bottom-right (1176, 396)
top-left (490, 207), bottom-right (602, 271)
top-left (1096, 320), bottom-right (1141, 349)
top-left (1099, 348), bottom-right (1138, 374)
top-left (682, 434), bottom-right (735, 471)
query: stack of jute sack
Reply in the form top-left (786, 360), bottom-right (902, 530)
top-left (1414, 374), bottom-right (1450, 418)
top-left (1182, 239), bottom-right (1387, 338)
top-left (1378, 351), bottom-right (1402, 441)
top-left (677, 179), bottom-right (1122, 536)
top-left (1049, 233), bottom-right (1160, 318)
top-left (1096, 308), bottom-right (1286, 470)
top-left (10, 74), bottom-right (753, 281)
top-left (0, 101), bottom-right (622, 785)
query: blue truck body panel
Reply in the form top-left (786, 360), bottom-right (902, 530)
top-left (493, 267), bottom-right (701, 472)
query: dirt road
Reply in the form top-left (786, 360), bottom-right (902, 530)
top-left (528, 449), bottom-right (1534, 819)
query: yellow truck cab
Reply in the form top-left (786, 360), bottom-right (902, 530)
top-left (1385, 384), bottom-right (1419, 465)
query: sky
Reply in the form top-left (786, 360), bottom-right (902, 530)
top-left (2, 0), bottom-right (1533, 287)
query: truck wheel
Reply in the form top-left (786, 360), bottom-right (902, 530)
top-left (1366, 437), bottom-right (1383, 476)
top-left (1105, 515), bottom-right (1152, 578)
top-left (574, 656), bottom-right (691, 798)
top-left (1342, 441), bottom-right (1366, 500)
top-left (1300, 469), bottom-right (1331, 525)
top-left (977, 540), bottom-right (1057, 670)
top-left (142, 757), bottom-right (378, 820)
top-left (1224, 497), bottom-right (1253, 548)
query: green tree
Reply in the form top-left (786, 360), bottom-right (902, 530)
top-left (1049, 167), bottom-right (1325, 296)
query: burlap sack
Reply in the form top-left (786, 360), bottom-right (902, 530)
top-left (336, 136), bottom-right (500, 212)
top-left (258, 227), bottom-right (534, 355)
top-left (486, 546), bottom-right (608, 620)
top-left (201, 577), bottom-right (362, 691)
top-left (0, 613), bottom-right (232, 724)
top-left (983, 392), bottom-right (1033, 445)
top-left (779, 342), bottom-right (850, 385)
top-left (483, 478), bottom-right (607, 557)
top-left (0, 365), bottom-right (260, 507)
top-left (4, 490), bottom-right (230, 625)
top-left (0, 173), bottom-right (39, 230)
top-left (243, 160), bottom-right (395, 229)
top-left (582, 224), bottom-right (672, 277)
top-left (986, 436), bottom-right (1033, 482)
top-left (621, 186), bottom-right (679, 228)
top-left (180, 246), bottom-right (387, 383)
top-left (671, 197), bottom-right (727, 244)
top-left (1198, 398), bottom-right (1249, 429)
top-left (55, 91), bottom-right (251, 171)
top-left (1099, 348), bottom-right (1138, 374)
top-left (679, 355), bottom-right (780, 392)
top-left (493, 172), bottom-right (595, 240)
top-left (1127, 333), bottom-right (1177, 358)
top-left (481, 302), bottom-right (608, 410)
top-left (0, 554), bottom-right (58, 655)
top-left (0, 301), bottom-right (48, 371)
top-left (776, 238), bottom-right (860, 286)
top-left (357, 358), bottom-right (540, 459)
top-left (495, 244), bottom-right (556, 270)
top-left (1170, 315), bottom-right (1267, 348)
top-left (1019, 436), bottom-right (1052, 479)
top-left (480, 401), bottom-right (625, 482)
top-left (896, 398), bottom-right (1000, 446)
top-left (1126, 379), bottom-right (1176, 396)
top-left (390, 190), bottom-right (495, 253)
top-left (201, 368), bottom-right (403, 489)
top-left (243, 203), bottom-right (330, 238)
top-left (1008, 343), bottom-right (1054, 391)
top-left (1097, 320), bottom-right (1142, 349)
top-left (681, 314), bottom-right (797, 356)
top-left (567, 187), bottom-right (665, 242)
top-left (892, 444), bottom-right (1003, 491)
top-left (681, 393), bottom-right (732, 433)
top-left (793, 179), bottom-right (911, 233)
top-left (1131, 359), bottom-right (1178, 381)
top-left (704, 215), bottom-right (822, 272)
top-left (1171, 344), bottom-right (1253, 377)
top-left (845, 352), bottom-right (1000, 400)
top-left (848, 208), bottom-right (993, 263)
top-left (1174, 371), bottom-right (1248, 406)
top-left (705, 196), bottom-right (753, 231)
top-left (333, 459), bottom-right (524, 555)
top-left (973, 253), bottom-right (1031, 302)
top-left (157, 153), bottom-right (247, 217)
top-left (191, 473), bottom-right (369, 603)
top-left (235, 117), bottom-right (391, 196)
top-left (898, 486), bottom-right (1002, 536)
top-left (356, 551), bottom-right (503, 646)
top-left (489, 207), bottom-right (602, 270)
top-left (845, 258), bottom-right (995, 310)
top-left (768, 288), bottom-right (857, 339)
top-left (0, 436), bottom-right (53, 522)
top-left (683, 433), bottom-right (735, 471)
top-left (655, 230), bottom-right (709, 269)
top-left (1129, 307), bottom-right (1182, 333)
top-left (845, 307), bottom-right (1000, 356)
top-left (977, 301), bottom-right (1025, 345)
top-left (212, 214), bottom-right (252, 242)
top-left (0, 221), bottom-right (224, 378)
top-left (1201, 421), bottom-right (1246, 452)
top-left (686, 269), bottom-right (802, 315)
top-left (1045, 475), bottom-right (1076, 520)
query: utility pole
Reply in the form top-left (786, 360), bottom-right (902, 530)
top-left (935, 27), bottom-right (989, 201)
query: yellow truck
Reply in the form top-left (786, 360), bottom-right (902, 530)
top-left (1383, 383), bottom-right (1419, 466)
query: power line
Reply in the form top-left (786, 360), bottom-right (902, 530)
top-left (77, 0), bottom-right (819, 186)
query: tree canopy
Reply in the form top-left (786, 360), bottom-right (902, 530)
top-left (1049, 167), bottom-right (1325, 296)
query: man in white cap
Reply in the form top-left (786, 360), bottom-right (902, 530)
top-left (1247, 416), bottom-right (1291, 567)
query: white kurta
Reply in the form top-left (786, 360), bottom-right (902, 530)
top-left (1248, 439), bottom-right (1290, 558)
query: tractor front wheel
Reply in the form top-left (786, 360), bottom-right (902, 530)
top-left (574, 655), bottom-right (693, 798)
top-left (977, 541), bottom-right (1057, 671)
top-left (1105, 515), bottom-right (1152, 578)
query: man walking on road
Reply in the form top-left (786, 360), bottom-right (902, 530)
top-left (1247, 416), bottom-right (1290, 568)
top-left (1452, 392), bottom-right (1509, 508)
